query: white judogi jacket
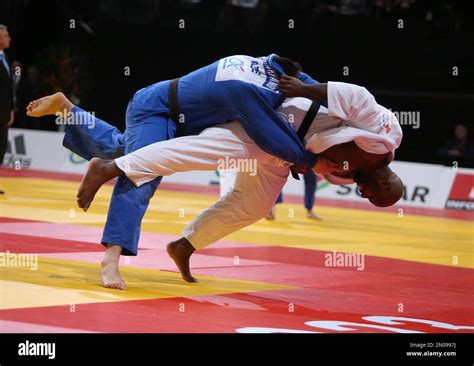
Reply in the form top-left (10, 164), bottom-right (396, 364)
top-left (279, 82), bottom-right (402, 184)
top-left (217, 81), bottom-right (403, 194)
top-left (115, 82), bottom-right (403, 248)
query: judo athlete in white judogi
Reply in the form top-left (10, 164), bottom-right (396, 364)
top-left (76, 80), bottom-right (403, 283)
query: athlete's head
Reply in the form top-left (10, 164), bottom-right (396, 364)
top-left (273, 56), bottom-right (302, 77)
top-left (353, 165), bottom-right (403, 207)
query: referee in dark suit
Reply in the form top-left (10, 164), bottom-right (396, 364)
top-left (0, 24), bottom-right (13, 194)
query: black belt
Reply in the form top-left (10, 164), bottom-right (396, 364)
top-left (169, 78), bottom-right (185, 137)
top-left (289, 100), bottom-right (321, 180)
top-left (169, 76), bottom-right (320, 179)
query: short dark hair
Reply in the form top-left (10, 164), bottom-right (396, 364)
top-left (273, 56), bottom-right (302, 77)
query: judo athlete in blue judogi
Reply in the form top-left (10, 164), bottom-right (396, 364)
top-left (27, 54), bottom-right (333, 289)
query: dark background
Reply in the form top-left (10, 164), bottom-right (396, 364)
top-left (1, 0), bottom-right (473, 166)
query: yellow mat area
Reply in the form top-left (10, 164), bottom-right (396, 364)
top-left (1, 176), bottom-right (473, 268)
top-left (0, 257), bottom-right (294, 310)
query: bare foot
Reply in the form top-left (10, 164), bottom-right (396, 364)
top-left (265, 207), bottom-right (276, 220)
top-left (100, 244), bottom-right (126, 290)
top-left (26, 92), bottom-right (73, 118)
top-left (167, 238), bottom-right (197, 283)
top-left (100, 260), bottom-right (127, 290)
top-left (307, 210), bottom-right (322, 220)
top-left (77, 158), bottom-right (122, 211)
top-left (77, 158), bottom-right (108, 211)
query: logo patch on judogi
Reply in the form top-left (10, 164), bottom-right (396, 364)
top-left (215, 55), bottom-right (279, 92)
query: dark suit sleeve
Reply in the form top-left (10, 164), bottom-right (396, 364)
top-left (0, 65), bottom-right (13, 124)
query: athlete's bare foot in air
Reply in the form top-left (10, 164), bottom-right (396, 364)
top-left (167, 238), bottom-right (197, 283)
top-left (26, 92), bottom-right (73, 118)
top-left (77, 158), bottom-right (123, 211)
top-left (100, 244), bottom-right (126, 290)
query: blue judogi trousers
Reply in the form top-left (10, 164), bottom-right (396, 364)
top-left (64, 81), bottom-right (177, 255)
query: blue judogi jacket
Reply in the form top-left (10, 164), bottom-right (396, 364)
top-left (65, 54), bottom-right (323, 170)
top-left (174, 53), bottom-right (321, 169)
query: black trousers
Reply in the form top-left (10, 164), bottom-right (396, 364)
top-left (0, 123), bottom-right (8, 166)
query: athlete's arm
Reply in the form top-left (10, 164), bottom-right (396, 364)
top-left (277, 75), bottom-right (345, 174)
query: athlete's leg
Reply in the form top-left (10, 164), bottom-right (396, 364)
top-left (303, 170), bottom-right (322, 220)
top-left (169, 162), bottom-right (289, 282)
top-left (26, 92), bottom-right (126, 160)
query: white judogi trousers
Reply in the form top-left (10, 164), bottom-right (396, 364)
top-left (218, 169), bottom-right (238, 197)
top-left (115, 121), bottom-right (290, 249)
